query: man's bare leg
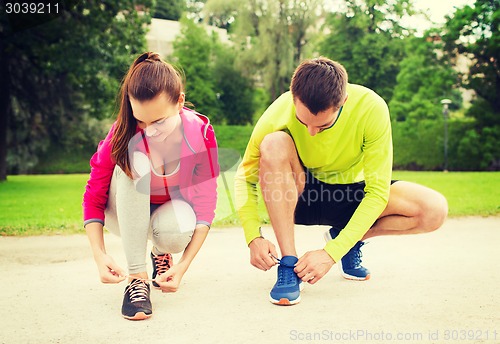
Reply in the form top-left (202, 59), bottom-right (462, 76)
top-left (364, 181), bottom-right (448, 240)
top-left (259, 132), bottom-right (306, 257)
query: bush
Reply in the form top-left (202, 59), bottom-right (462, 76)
top-left (24, 119), bottom-right (500, 174)
top-left (392, 118), bottom-right (500, 171)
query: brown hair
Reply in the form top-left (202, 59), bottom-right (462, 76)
top-left (110, 52), bottom-right (184, 177)
top-left (290, 57), bottom-right (348, 114)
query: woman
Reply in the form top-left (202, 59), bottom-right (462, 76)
top-left (82, 52), bottom-right (219, 320)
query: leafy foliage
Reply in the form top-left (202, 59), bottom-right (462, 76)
top-left (227, 0), bottom-right (323, 101)
top-left (212, 44), bottom-right (256, 125)
top-left (0, 1), bottom-right (153, 178)
top-left (172, 18), bottom-right (221, 119)
top-left (153, 0), bottom-right (185, 20)
top-left (172, 18), bottom-right (256, 124)
top-left (442, 0), bottom-right (500, 124)
top-left (389, 34), bottom-right (462, 122)
top-left (441, 0), bottom-right (500, 169)
top-left (319, 0), bottom-right (417, 102)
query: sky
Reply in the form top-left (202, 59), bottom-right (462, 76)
top-left (405, 0), bottom-right (475, 32)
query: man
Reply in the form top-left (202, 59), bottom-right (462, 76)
top-left (234, 57), bottom-right (448, 306)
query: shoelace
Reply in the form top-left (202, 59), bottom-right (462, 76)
top-left (346, 242), bottom-right (365, 267)
top-left (271, 255), bottom-right (297, 286)
top-left (126, 279), bottom-right (149, 303)
top-left (277, 264), bottom-right (297, 286)
top-left (153, 253), bottom-right (172, 276)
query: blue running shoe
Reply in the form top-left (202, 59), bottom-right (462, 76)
top-left (324, 227), bottom-right (370, 281)
top-left (269, 256), bottom-right (301, 305)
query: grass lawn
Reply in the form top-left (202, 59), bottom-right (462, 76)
top-left (0, 171), bottom-right (499, 236)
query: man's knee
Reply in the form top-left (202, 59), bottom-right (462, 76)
top-left (420, 192), bottom-right (448, 232)
top-left (260, 131), bottom-right (294, 165)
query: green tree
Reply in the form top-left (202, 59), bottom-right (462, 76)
top-left (318, 0), bottom-right (416, 102)
top-left (442, 0), bottom-right (500, 128)
top-left (153, 0), bottom-right (185, 20)
top-left (442, 0), bottom-right (500, 169)
top-left (0, 1), bottom-right (153, 180)
top-left (389, 34), bottom-right (462, 122)
top-left (202, 0), bottom-right (238, 30)
top-left (172, 18), bottom-right (255, 124)
top-left (172, 18), bottom-right (221, 120)
top-left (186, 0), bottom-right (208, 23)
top-left (231, 0), bottom-right (323, 101)
top-left (213, 43), bottom-right (256, 124)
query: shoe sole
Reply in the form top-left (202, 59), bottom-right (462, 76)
top-left (341, 272), bottom-right (371, 281)
top-left (338, 261), bottom-right (370, 281)
top-left (269, 295), bottom-right (301, 306)
top-left (269, 279), bottom-right (304, 306)
top-left (123, 312), bottom-right (152, 321)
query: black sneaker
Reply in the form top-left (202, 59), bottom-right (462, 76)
top-left (121, 279), bottom-right (152, 320)
top-left (150, 251), bottom-right (173, 288)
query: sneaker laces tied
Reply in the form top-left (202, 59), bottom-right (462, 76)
top-left (126, 279), bottom-right (149, 303)
top-left (153, 253), bottom-right (172, 276)
top-left (347, 242), bottom-right (366, 267)
top-left (276, 261), bottom-right (296, 286)
top-left (270, 254), bottom-right (299, 286)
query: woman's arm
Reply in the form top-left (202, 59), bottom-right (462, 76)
top-left (85, 222), bottom-right (126, 284)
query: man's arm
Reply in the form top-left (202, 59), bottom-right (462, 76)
top-left (324, 99), bottom-right (393, 263)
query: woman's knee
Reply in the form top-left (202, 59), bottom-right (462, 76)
top-left (150, 200), bottom-right (196, 253)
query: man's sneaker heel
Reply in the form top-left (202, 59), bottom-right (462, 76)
top-left (324, 227), bottom-right (370, 281)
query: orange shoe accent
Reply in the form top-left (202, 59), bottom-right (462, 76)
top-left (124, 312), bottom-right (152, 321)
top-left (272, 298), bottom-right (300, 306)
top-left (278, 298), bottom-right (291, 305)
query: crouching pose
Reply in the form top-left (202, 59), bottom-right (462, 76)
top-left (83, 52), bottom-right (219, 320)
top-left (235, 57), bottom-right (447, 305)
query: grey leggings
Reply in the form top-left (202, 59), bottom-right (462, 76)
top-left (104, 166), bottom-right (195, 274)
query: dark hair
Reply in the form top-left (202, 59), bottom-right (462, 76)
top-left (110, 52), bottom-right (184, 177)
top-left (290, 57), bottom-right (348, 114)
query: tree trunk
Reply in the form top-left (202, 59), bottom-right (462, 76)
top-left (0, 40), bottom-right (10, 182)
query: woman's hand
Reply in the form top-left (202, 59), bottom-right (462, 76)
top-left (94, 252), bottom-right (126, 284)
top-left (155, 263), bottom-right (187, 293)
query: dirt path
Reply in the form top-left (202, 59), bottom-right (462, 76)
top-left (1, 217), bottom-right (499, 344)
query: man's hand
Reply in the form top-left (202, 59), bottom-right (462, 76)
top-left (294, 249), bottom-right (335, 284)
top-left (248, 237), bottom-right (279, 271)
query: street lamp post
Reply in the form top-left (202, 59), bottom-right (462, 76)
top-left (440, 99), bottom-right (452, 172)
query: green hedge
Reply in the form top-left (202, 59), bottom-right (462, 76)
top-left (392, 119), bottom-right (500, 171)
top-left (29, 120), bottom-right (499, 174)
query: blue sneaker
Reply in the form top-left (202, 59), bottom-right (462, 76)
top-left (269, 256), bottom-right (301, 305)
top-left (324, 227), bottom-right (370, 281)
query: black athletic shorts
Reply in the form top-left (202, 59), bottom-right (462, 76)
top-left (294, 170), bottom-right (396, 229)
